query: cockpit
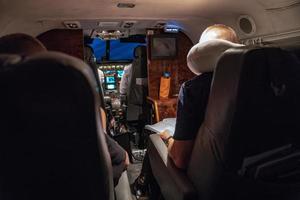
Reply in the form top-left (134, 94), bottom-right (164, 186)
top-left (100, 63), bottom-right (129, 92)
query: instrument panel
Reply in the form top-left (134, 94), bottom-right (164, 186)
top-left (98, 62), bottom-right (131, 94)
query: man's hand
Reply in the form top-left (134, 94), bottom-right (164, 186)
top-left (124, 152), bottom-right (130, 168)
top-left (159, 130), bottom-right (171, 140)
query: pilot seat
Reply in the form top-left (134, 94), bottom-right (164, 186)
top-left (125, 45), bottom-right (149, 148)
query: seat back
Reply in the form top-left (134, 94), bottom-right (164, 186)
top-left (127, 45), bottom-right (148, 106)
top-left (126, 46), bottom-right (148, 121)
top-left (0, 52), bottom-right (114, 200)
top-left (187, 47), bottom-right (300, 200)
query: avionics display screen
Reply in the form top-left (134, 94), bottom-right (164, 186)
top-left (103, 70), bottom-right (113, 74)
top-left (117, 70), bottom-right (124, 78)
top-left (106, 76), bottom-right (115, 84)
top-left (106, 84), bottom-right (116, 90)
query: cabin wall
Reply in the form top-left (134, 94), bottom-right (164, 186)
top-left (146, 30), bottom-right (194, 99)
top-left (37, 29), bottom-right (84, 59)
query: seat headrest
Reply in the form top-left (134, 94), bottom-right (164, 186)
top-left (0, 52), bottom-right (114, 200)
top-left (134, 45), bottom-right (147, 58)
top-left (187, 39), bottom-right (244, 75)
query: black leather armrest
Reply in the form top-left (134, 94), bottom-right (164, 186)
top-left (148, 134), bottom-right (197, 200)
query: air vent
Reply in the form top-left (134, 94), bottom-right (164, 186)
top-left (98, 22), bottom-right (120, 28)
top-left (63, 21), bottom-right (81, 29)
top-left (237, 15), bottom-right (256, 36)
top-left (122, 21), bottom-right (137, 29)
top-left (117, 3), bottom-right (135, 8)
top-left (154, 21), bottom-right (167, 29)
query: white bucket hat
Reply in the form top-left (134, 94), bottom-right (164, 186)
top-left (187, 39), bottom-right (244, 75)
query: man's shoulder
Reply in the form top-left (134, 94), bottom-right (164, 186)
top-left (183, 72), bottom-right (213, 89)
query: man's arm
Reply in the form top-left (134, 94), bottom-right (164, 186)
top-left (105, 134), bottom-right (130, 186)
top-left (100, 107), bottom-right (129, 185)
top-left (160, 131), bottom-right (194, 169)
top-left (119, 64), bottom-right (132, 95)
top-left (159, 73), bottom-right (213, 169)
top-left (169, 139), bottom-right (194, 169)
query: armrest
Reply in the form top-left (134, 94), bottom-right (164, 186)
top-left (148, 134), bottom-right (197, 200)
top-left (147, 97), bottom-right (159, 122)
top-left (115, 171), bottom-right (134, 200)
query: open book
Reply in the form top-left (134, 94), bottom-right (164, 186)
top-left (144, 118), bottom-right (176, 136)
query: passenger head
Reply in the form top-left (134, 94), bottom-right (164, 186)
top-left (0, 33), bottom-right (46, 56)
top-left (84, 45), bottom-right (96, 65)
top-left (199, 24), bottom-right (239, 44)
top-left (187, 24), bottom-right (243, 75)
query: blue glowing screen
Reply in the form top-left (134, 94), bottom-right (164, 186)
top-left (90, 38), bottom-right (145, 61)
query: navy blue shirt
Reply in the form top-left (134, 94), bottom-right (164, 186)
top-left (173, 72), bottom-right (213, 140)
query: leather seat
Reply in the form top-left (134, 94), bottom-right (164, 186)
top-left (0, 52), bottom-right (114, 200)
top-left (125, 45), bottom-right (149, 147)
top-left (126, 45), bottom-right (148, 122)
top-left (148, 47), bottom-right (300, 200)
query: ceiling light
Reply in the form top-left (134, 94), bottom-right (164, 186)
top-left (122, 21), bottom-right (137, 29)
top-left (63, 21), bottom-right (81, 29)
top-left (97, 30), bottom-right (123, 40)
top-left (164, 25), bottom-right (180, 33)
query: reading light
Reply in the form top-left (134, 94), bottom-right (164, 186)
top-left (63, 21), bottom-right (81, 29)
top-left (97, 30), bottom-right (123, 40)
top-left (117, 3), bottom-right (135, 8)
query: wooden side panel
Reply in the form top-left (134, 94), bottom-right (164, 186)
top-left (146, 30), bottom-right (194, 122)
top-left (147, 30), bottom-right (195, 99)
top-left (37, 29), bottom-right (84, 59)
top-left (156, 98), bottom-right (178, 122)
top-left (147, 97), bottom-right (178, 123)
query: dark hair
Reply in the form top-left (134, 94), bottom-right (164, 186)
top-left (0, 33), bottom-right (46, 56)
top-left (84, 45), bottom-right (96, 64)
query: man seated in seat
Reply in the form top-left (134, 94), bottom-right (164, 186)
top-left (0, 33), bottom-right (47, 55)
top-left (84, 45), bottom-right (105, 85)
top-left (132, 24), bottom-right (243, 197)
top-left (0, 33), bottom-right (129, 186)
top-left (163, 24), bottom-right (243, 169)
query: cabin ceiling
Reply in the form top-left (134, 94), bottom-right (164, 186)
top-left (0, 0), bottom-right (257, 19)
top-left (0, 0), bottom-right (300, 44)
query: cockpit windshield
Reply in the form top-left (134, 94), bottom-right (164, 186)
top-left (89, 37), bottom-right (146, 62)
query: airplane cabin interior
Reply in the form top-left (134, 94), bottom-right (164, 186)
top-left (0, 0), bottom-right (300, 200)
